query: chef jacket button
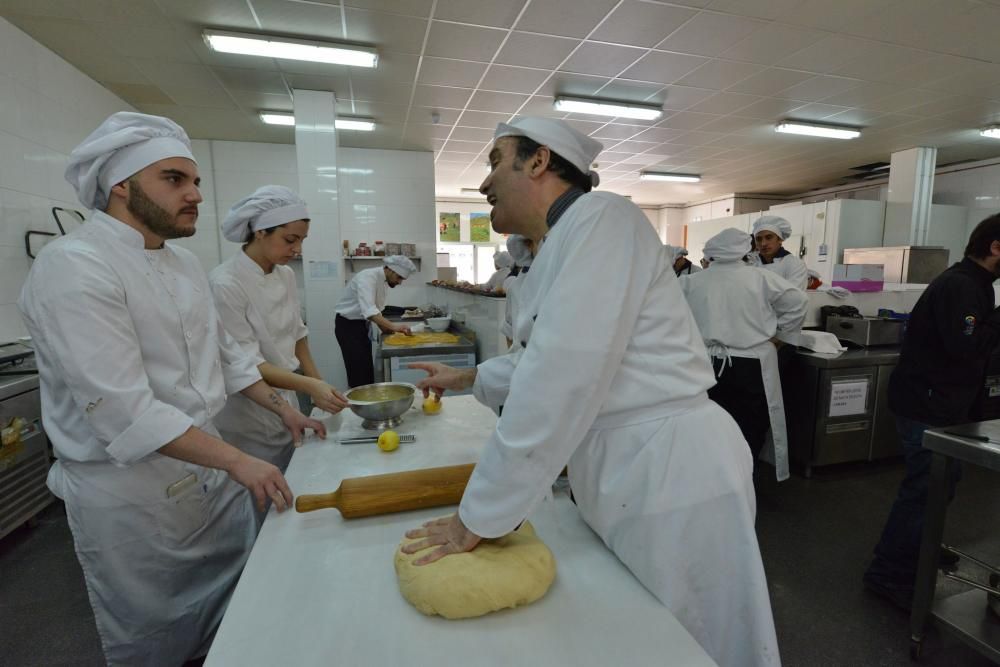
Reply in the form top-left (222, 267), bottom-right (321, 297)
top-left (532, 315), bottom-right (537, 321)
top-left (520, 340), bottom-right (527, 347)
top-left (185, 332), bottom-right (193, 339)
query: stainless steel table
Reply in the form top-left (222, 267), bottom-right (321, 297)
top-left (911, 421), bottom-right (1000, 661)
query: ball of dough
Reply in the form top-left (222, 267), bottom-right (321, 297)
top-left (394, 520), bottom-right (556, 619)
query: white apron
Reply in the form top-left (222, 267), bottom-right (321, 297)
top-left (49, 431), bottom-right (256, 666)
top-left (210, 252), bottom-right (306, 473)
top-left (710, 341), bottom-right (790, 481)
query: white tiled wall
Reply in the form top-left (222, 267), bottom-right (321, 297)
top-left (0, 18), bottom-right (133, 343)
top-left (339, 148), bottom-right (436, 308)
top-left (933, 164), bottom-right (1000, 239)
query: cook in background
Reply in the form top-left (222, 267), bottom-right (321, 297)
top-left (501, 234), bottom-right (537, 348)
top-left (334, 255), bottom-right (417, 387)
top-left (480, 250), bottom-right (514, 292)
top-left (864, 214), bottom-right (1000, 610)
top-left (668, 245), bottom-right (701, 276)
top-left (210, 185), bottom-right (348, 503)
top-left (405, 117), bottom-right (779, 667)
top-left (17, 112), bottom-right (324, 665)
top-left (679, 228), bottom-right (807, 482)
top-left (749, 215), bottom-right (809, 291)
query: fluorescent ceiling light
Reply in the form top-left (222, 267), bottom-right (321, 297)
top-left (981, 126), bottom-right (1000, 139)
top-left (259, 112), bottom-right (375, 131)
top-left (639, 171), bottom-right (700, 183)
top-left (335, 118), bottom-right (376, 131)
top-left (775, 121), bottom-right (860, 140)
top-left (204, 29), bottom-right (377, 68)
top-left (554, 96), bottom-right (662, 121)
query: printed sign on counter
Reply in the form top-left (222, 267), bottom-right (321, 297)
top-left (829, 379), bottom-right (869, 417)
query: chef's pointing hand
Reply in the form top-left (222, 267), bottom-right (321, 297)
top-left (408, 362), bottom-right (476, 399)
top-left (402, 513), bottom-right (481, 565)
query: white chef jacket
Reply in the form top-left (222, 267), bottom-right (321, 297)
top-left (680, 262), bottom-right (808, 481)
top-left (482, 267), bottom-right (510, 292)
top-left (210, 250), bottom-right (307, 471)
top-left (500, 272), bottom-right (525, 343)
top-left (680, 263), bottom-right (807, 349)
top-left (462, 192), bottom-right (780, 667)
top-left (335, 266), bottom-right (387, 320)
top-left (17, 210), bottom-right (260, 665)
top-left (19, 211), bottom-right (261, 466)
top-left (751, 250), bottom-right (808, 291)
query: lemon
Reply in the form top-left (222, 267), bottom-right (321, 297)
top-left (377, 430), bottom-right (400, 452)
top-left (422, 397), bottom-right (442, 415)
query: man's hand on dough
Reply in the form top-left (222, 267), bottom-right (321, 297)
top-left (402, 513), bottom-right (482, 565)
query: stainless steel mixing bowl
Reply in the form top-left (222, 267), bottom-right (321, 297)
top-left (346, 382), bottom-right (417, 429)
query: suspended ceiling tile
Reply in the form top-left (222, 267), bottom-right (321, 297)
top-left (493, 31), bottom-right (579, 69)
top-left (424, 21), bottom-right (506, 63)
top-left (590, 1), bottom-right (698, 49)
top-left (514, 0), bottom-right (619, 39)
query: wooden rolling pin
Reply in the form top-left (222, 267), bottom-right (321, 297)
top-left (295, 463), bottom-right (476, 517)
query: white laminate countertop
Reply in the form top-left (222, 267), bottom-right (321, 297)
top-left (206, 395), bottom-right (716, 667)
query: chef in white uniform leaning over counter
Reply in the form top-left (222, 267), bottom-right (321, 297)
top-left (680, 228), bottom-right (807, 481)
top-left (210, 186), bottom-right (348, 491)
top-left (481, 250), bottom-right (514, 292)
top-left (334, 255), bottom-right (417, 387)
top-left (17, 112), bottom-right (325, 665)
top-left (404, 116), bottom-right (780, 667)
top-left (750, 215), bottom-right (809, 291)
top-left (501, 234), bottom-right (536, 348)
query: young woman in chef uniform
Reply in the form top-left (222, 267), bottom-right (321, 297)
top-left (210, 186), bottom-right (348, 504)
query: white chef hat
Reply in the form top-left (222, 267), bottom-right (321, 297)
top-left (506, 235), bottom-right (533, 267)
top-left (493, 251), bottom-right (514, 269)
top-left (65, 111), bottom-right (196, 210)
top-left (669, 245), bottom-right (689, 257)
top-left (221, 185), bottom-right (310, 243)
top-left (807, 269), bottom-right (821, 280)
top-left (383, 255), bottom-right (417, 278)
top-left (704, 228), bottom-right (751, 263)
top-left (494, 117), bottom-right (603, 187)
top-left (752, 215), bottom-right (793, 240)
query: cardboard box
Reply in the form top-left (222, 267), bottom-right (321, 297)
top-left (385, 242), bottom-right (401, 256)
top-left (437, 267), bottom-right (458, 282)
top-left (401, 243), bottom-right (416, 257)
top-left (832, 263), bottom-right (884, 292)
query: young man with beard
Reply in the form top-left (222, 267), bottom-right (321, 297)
top-left (864, 214), bottom-right (1000, 610)
top-left (18, 112), bottom-right (325, 664)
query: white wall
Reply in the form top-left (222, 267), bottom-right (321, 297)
top-left (0, 18), bottom-right (133, 343)
top-left (179, 142), bottom-right (436, 313)
top-left (933, 164), bottom-right (1000, 240)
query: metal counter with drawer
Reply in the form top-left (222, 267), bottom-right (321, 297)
top-left (0, 370), bottom-right (53, 540)
top-left (375, 323), bottom-right (478, 396)
top-left (783, 346), bottom-right (902, 476)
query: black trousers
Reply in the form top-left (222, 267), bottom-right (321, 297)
top-left (335, 314), bottom-right (374, 388)
top-left (708, 356), bottom-right (770, 460)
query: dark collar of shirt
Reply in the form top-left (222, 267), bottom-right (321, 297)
top-left (546, 187), bottom-right (585, 229)
top-left (958, 256), bottom-right (997, 288)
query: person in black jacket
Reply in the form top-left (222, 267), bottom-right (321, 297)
top-left (863, 213), bottom-right (1000, 609)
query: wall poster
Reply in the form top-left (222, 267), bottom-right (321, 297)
top-left (470, 212), bottom-right (491, 242)
top-left (438, 212), bottom-right (459, 242)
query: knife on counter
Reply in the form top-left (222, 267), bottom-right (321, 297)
top-left (338, 434), bottom-right (416, 445)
